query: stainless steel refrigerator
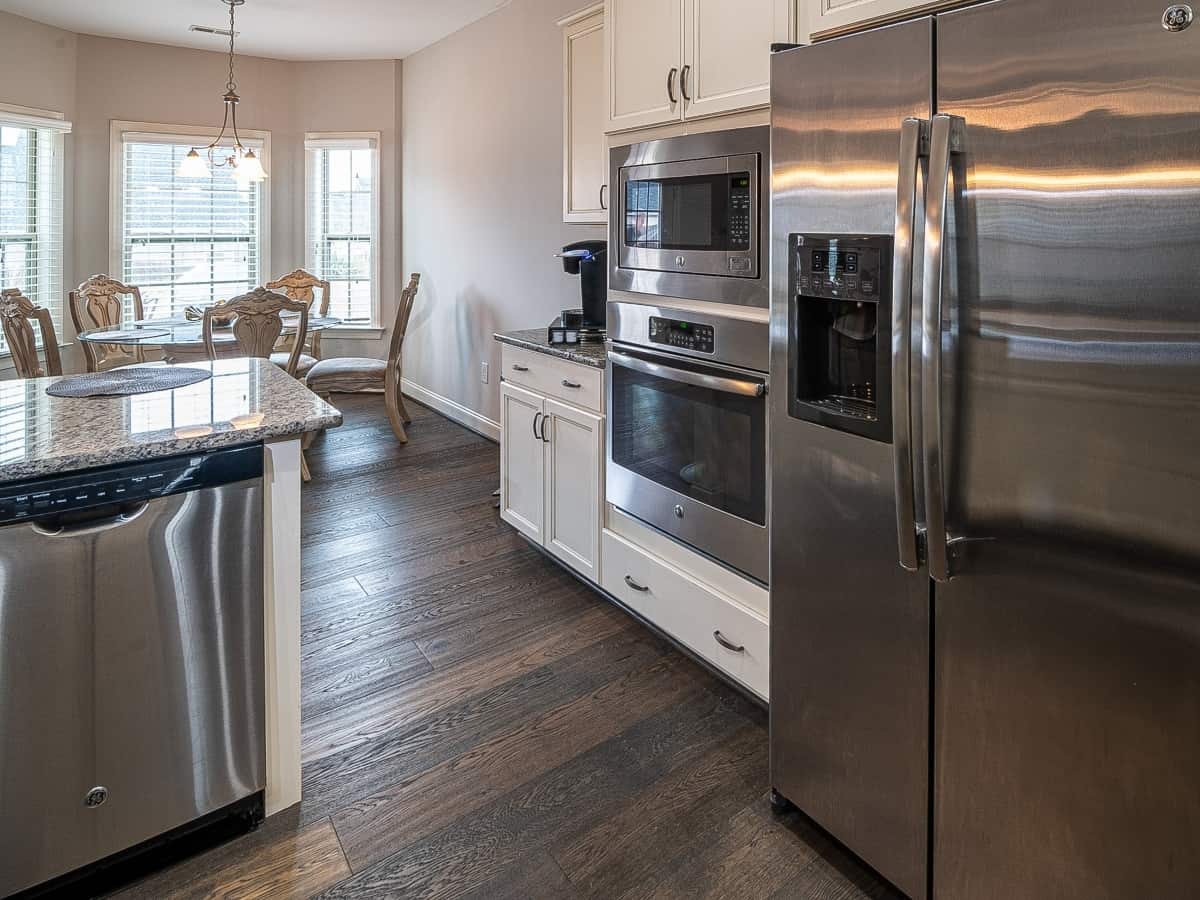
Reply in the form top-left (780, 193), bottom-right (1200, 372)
top-left (768, 2), bottom-right (1200, 898)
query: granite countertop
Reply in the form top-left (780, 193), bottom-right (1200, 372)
top-left (0, 358), bottom-right (343, 484)
top-left (494, 328), bottom-right (607, 369)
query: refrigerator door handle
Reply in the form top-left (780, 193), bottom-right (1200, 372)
top-left (921, 113), bottom-right (965, 583)
top-left (891, 116), bottom-right (928, 572)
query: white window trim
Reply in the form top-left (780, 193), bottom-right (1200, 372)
top-left (304, 131), bottom-right (382, 332)
top-left (108, 120), bottom-right (272, 283)
top-left (0, 103), bottom-right (72, 362)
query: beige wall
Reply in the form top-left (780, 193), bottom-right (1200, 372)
top-left (401, 0), bottom-right (606, 427)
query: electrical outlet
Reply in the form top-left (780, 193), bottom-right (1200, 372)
top-left (481, 361), bottom-right (489, 384)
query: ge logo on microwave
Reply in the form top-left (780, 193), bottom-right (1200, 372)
top-left (1163, 5), bottom-right (1193, 31)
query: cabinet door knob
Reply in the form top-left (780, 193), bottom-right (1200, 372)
top-left (561, 379), bottom-right (582, 389)
top-left (666, 66), bottom-right (678, 104)
top-left (713, 630), bottom-right (745, 653)
top-left (624, 574), bottom-right (650, 593)
top-left (680, 64), bottom-right (691, 102)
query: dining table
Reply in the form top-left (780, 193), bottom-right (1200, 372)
top-left (77, 313), bottom-right (343, 364)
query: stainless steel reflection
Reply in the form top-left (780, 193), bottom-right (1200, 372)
top-left (772, 2), bottom-right (1200, 898)
top-left (933, 1), bottom-right (1200, 895)
top-left (609, 127), bottom-right (769, 308)
top-left (769, 20), bottom-right (933, 900)
top-left (0, 472), bottom-right (264, 896)
top-left (609, 349), bottom-right (766, 397)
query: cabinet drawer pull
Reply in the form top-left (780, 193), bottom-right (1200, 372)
top-left (713, 630), bottom-right (745, 653)
top-left (624, 574), bottom-right (650, 593)
top-left (512, 364), bottom-right (529, 372)
top-left (561, 379), bottom-right (582, 389)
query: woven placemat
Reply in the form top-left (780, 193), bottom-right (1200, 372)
top-left (46, 367), bottom-right (213, 398)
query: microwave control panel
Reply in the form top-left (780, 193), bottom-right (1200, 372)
top-left (649, 316), bottom-right (715, 353)
top-left (728, 173), bottom-right (753, 251)
top-left (793, 235), bottom-right (883, 303)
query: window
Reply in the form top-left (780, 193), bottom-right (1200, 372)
top-left (114, 124), bottom-right (269, 320)
top-left (0, 106), bottom-right (69, 353)
top-left (305, 134), bottom-right (380, 327)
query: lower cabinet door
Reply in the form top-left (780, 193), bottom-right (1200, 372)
top-left (500, 382), bottom-right (546, 543)
top-left (542, 397), bottom-right (604, 581)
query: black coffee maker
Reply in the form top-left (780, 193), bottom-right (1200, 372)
top-left (557, 240), bottom-right (607, 339)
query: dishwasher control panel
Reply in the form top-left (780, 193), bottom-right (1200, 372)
top-left (0, 444), bottom-right (263, 525)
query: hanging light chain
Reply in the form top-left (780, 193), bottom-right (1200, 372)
top-left (226, 0), bottom-right (238, 93)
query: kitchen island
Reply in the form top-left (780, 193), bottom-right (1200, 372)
top-left (0, 358), bottom-right (340, 829)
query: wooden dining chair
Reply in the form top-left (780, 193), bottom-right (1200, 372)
top-left (0, 288), bottom-right (63, 379)
top-left (265, 269), bottom-right (331, 378)
top-left (305, 273), bottom-right (421, 443)
top-left (203, 287), bottom-right (311, 375)
top-left (68, 274), bottom-right (146, 372)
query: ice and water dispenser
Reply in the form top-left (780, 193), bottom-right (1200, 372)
top-left (787, 234), bottom-right (893, 442)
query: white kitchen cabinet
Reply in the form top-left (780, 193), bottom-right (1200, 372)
top-left (803, 0), bottom-right (957, 40)
top-left (605, 0), bottom-right (793, 133)
top-left (543, 397), bottom-right (604, 580)
top-left (606, 0), bottom-right (682, 133)
top-left (683, 0), bottom-right (793, 119)
top-left (560, 5), bottom-right (608, 224)
top-left (499, 381), bottom-right (545, 544)
top-left (499, 346), bottom-right (605, 581)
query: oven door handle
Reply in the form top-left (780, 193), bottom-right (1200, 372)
top-left (608, 350), bottom-right (766, 398)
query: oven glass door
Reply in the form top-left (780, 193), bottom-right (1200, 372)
top-left (618, 154), bottom-right (759, 279)
top-left (609, 349), bottom-right (766, 526)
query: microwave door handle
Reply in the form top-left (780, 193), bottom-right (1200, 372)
top-left (892, 117), bottom-right (927, 573)
top-left (608, 350), bottom-right (766, 398)
top-left (920, 114), bottom-right (964, 583)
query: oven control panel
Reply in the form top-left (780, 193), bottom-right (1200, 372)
top-left (649, 316), bottom-right (715, 353)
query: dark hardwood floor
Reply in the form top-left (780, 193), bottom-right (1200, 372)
top-left (109, 394), bottom-right (901, 900)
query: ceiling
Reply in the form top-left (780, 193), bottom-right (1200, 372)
top-left (0, 0), bottom-right (511, 60)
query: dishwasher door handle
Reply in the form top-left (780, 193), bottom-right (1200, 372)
top-left (29, 501), bottom-right (151, 537)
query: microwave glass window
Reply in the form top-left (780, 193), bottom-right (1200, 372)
top-left (623, 172), bottom-right (751, 252)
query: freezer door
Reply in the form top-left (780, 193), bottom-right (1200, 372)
top-left (932, 0), bottom-right (1200, 896)
top-left (769, 20), bottom-right (932, 900)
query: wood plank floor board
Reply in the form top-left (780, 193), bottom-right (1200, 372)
top-left (298, 612), bottom-right (667, 825)
top-left (103, 395), bottom-right (902, 900)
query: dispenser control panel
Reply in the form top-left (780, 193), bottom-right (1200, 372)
top-left (793, 235), bottom-right (882, 302)
top-left (649, 317), bottom-right (715, 353)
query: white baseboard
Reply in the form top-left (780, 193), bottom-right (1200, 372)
top-left (401, 377), bottom-right (500, 442)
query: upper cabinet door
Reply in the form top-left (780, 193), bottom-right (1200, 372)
top-left (804, 0), bottom-right (949, 40)
top-left (606, 0), bottom-right (684, 133)
top-left (683, 0), bottom-right (792, 120)
top-left (562, 5), bottom-right (607, 224)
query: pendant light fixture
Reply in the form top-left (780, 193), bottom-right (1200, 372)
top-left (178, 0), bottom-right (267, 181)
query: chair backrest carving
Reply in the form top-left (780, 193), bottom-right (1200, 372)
top-left (266, 269), bottom-right (331, 358)
top-left (205, 287), bottom-right (310, 375)
top-left (386, 273), bottom-right (421, 391)
top-left (0, 288), bottom-right (62, 378)
top-left (69, 274), bottom-right (146, 371)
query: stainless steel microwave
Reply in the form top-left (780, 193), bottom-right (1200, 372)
top-left (609, 126), bottom-right (769, 309)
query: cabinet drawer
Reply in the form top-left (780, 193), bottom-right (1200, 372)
top-left (601, 529), bottom-right (768, 699)
top-left (501, 344), bottom-right (604, 413)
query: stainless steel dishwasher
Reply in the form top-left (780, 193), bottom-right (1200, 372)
top-left (0, 445), bottom-right (266, 897)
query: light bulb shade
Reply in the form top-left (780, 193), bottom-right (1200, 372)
top-left (178, 149), bottom-right (210, 178)
top-left (236, 150), bottom-right (267, 182)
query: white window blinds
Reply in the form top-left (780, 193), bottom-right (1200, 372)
top-left (120, 132), bottom-right (266, 319)
top-left (305, 135), bottom-right (379, 327)
top-left (0, 109), bottom-right (69, 353)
